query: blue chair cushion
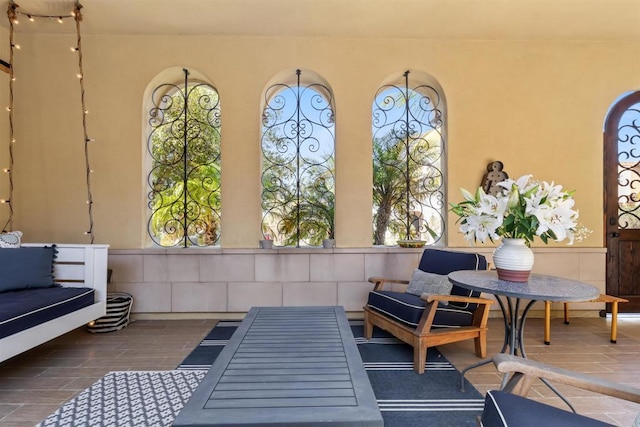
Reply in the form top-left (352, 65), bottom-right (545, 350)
top-left (417, 249), bottom-right (488, 310)
top-left (481, 390), bottom-right (613, 427)
top-left (366, 290), bottom-right (474, 328)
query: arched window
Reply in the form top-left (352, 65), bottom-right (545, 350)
top-left (261, 69), bottom-right (335, 247)
top-left (146, 68), bottom-right (221, 247)
top-left (372, 70), bottom-right (446, 246)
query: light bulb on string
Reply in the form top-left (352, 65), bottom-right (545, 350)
top-left (12, 44), bottom-right (20, 50)
top-left (0, 199), bottom-right (9, 204)
top-left (28, 15), bottom-right (34, 22)
top-left (57, 17), bottom-right (63, 23)
top-left (6, 106), bottom-right (10, 112)
top-left (70, 46), bottom-right (78, 52)
top-left (2, 168), bottom-right (9, 173)
top-left (76, 73), bottom-right (83, 79)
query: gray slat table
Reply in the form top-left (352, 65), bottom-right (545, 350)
top-left (173, 306), bottom-right (382, 426)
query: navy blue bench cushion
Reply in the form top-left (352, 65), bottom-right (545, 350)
top-left (481, 390), bottom-right (613, 427)
top-left (367, 290), bottom-right (474, 328)
top-left (0, 245), bottom-right (57, 293)
top-left (0, 287), bottom-right (95, 339)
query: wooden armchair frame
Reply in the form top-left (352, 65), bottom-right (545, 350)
top-left (494, 354), bottom-right (640, 404)
top-left (364, 276), bottom-right (494, 374)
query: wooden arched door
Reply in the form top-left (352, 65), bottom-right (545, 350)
top-left (604, 91), bottom-right (640, 312)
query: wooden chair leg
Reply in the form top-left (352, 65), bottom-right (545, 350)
top-left (414, 341), bottom-right (426, 374)
top-left (475, 330), bottom-right (487, 357)
top-left (544, 301), bottom-right (551, 345)
top-left (564, 302), bottom-right (570, 324)
top-left (363, 312), bottom-right (373, 340)
top-left (611, 301), bottom-right (619, 343)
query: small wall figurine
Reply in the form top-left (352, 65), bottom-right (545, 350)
top-left (482, 161), bottom-right (508, 196)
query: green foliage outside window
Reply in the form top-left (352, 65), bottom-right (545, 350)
top-left (148, 81), bottom-right (221, 247)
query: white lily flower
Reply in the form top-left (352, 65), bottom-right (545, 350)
top-left (477, 190), bottom-right (508, 218)
top-left (461, 214), bottom-right (501, 243)
top-left (460, 187), bottom-right (476, 202)
top-left (451, 174), bottom-right (589, 246)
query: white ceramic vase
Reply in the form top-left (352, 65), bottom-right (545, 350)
top-left (492, 238), bottom-right (534, 282)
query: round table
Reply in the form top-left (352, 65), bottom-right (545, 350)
top-left (448, 270), bottom-right (600, 409)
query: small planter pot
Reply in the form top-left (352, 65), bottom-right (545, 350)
top-left (322, 239), bottom-right (335, 249)
top-left (260, 239), bottom-right (273, 249)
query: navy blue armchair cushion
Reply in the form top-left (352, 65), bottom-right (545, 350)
top-left (481, 390), bottom-right (613, 427)
top-left (366, 290), bottom-right (474, 328)
top-left (0, 245), bottom-right (57, 293)
top-left (366, 249), bottom-right (488, 328)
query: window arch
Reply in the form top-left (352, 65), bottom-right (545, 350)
top-left (145, 68), bottom-right (221, 247)
top-left (372, 70), bottom-right (446, 246)
top-left (260, 69), bottom-right (335, 247)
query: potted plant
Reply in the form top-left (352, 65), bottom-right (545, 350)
top-left (450, 174), bottom-right (590, 281)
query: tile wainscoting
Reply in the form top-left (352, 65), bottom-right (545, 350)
top-left (107, 247), bottom-right (607, 320)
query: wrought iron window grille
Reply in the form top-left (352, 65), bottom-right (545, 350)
top-left (372, 70), bottom-right (446, 246)
top-left (261, 69), bottom-right (336, 248)
top-left (147, 68), bottom-right (221, 248)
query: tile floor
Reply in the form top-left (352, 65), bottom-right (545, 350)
top-left (0, 316), bottom-right (639, 426)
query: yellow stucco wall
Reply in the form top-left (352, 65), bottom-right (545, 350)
top-left (2, 32), bottom-right (639, 249)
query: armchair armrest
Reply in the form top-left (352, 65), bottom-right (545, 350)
top-left (421, 294), bottom-right (494, 306)
top-left (493, 354), bottom-right (640, 404)
top-left (367, 276), bottom-right (409, 291)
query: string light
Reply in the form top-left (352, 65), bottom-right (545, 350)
top-left (3, 1), bottom-right (95, 242)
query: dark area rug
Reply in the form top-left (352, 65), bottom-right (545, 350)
top-left (179, 320), bottom-right (485, 426)
top-left (39, 320), bottom-right (484, 426)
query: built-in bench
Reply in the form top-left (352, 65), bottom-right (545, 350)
top-left (0, 243), bottom-right (108, 363)
top-left (173, 306), bottom-right (383, 426)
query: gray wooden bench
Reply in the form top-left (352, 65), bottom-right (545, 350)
top-left (173, 306), bottom-right (383, 426)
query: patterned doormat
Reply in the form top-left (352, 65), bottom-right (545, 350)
top-left (39, 321), bottom-right (485, 426)
top-left (37, 370), bottom-right (207, 427)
